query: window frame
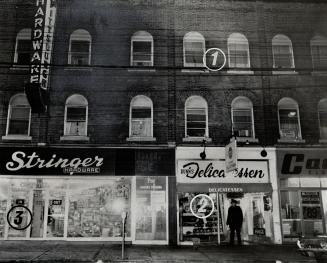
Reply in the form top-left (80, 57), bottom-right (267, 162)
top-left (227, 33), bottom-right (251, 69)
top-left (14, 28), bottom-right (31, 65)
top-left (129, 95), bottom-right (154, 139)
top-left (68, 29), bottom-right (92, 66)
top-left (310, 35), bottom-right (327, 71)
top-left (277, 97), bottom-right (302, 140)
top-left (272, 34), bottom-right (295, 69)
top-left (318, 98), bottom-right (327, 140)
top-left (63, 94), bottom-right (88, 137)
top-left (231, 96), bottom-right (255, 138)
top-left (6, 93), bottom-right (31, 136)
top-left (130, 31), bottom-right (154, 67)
top-left (183, 32), bottom-right (206, 68)
top-left (184, 95), bottom-right (209, 138)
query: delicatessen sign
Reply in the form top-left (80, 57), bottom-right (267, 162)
top-left (177, 160), bottom-right (269, 184)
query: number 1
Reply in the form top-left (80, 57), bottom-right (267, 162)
top-left (211, 51), bottom-right (218, 66)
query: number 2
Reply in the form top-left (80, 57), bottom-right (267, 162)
top-left (14, 210), bottom-right (24, 225)
top-left (198, 197), bottom-right (209, 213)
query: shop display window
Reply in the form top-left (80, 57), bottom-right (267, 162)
top-left (68, 178), bottom-right (131, 238)
top-left (0, 179), bottom-right (10, 238)
top-left (135, 176), bottom-right (167, 241)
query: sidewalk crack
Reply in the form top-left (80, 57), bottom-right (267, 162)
top-left (29, 243), bottom-right (59, 262)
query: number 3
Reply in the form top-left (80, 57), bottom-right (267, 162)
top-left (14, 210), bottom-right (24, 225)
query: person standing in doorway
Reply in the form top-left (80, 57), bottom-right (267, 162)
top-left (226, 199), bottom-right (243, 245)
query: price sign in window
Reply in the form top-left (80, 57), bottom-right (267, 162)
top-left (301, 192), bottom-right (322, 220)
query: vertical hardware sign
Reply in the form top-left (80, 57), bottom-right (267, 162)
top-left (30, 0), bottom-right (56, 90)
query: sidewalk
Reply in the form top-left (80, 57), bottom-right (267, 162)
top-left (0, 241), bottom-right (318, 263)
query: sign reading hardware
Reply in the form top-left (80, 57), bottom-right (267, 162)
top-left (177, 160), bottom-right (269, 183)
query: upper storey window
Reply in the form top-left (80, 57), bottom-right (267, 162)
top-left (68, 29), bottom-right (91, 66)
top-left (183, 32), bottom-right (205, 68)
top-left (278, 98), bottom-right (301, 140)
top-left (231, 96), bottom-right (254, 138)
top-left (6, 94), bottom-right (31, 136)
top-left (272, 34), bottom-right (295, 69)
top-left (64, 94), bottom-right (88, 136)
top-left (14, 28), bottom-right (31, 65)
top-left (131, 31), bottom-right (153, 67)
top-left (318, 98), bottom-right (327, 140)
top-left (185, 96), bottom-right (208, 138)
top-left (311, 35), bottom-right (327, 71)
top-left (228, 33), bottom-right (250, 69)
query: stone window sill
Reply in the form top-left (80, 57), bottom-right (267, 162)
top-left (181, 68), bottom-right (209, 73)
top-left (272, 70), bottom-right (298, 75)
top-left (182, 137), bottom-right (212, 142)
top-left (236, 137), bottom-right (259, 143)
top-left (319, 139), bottom-right (327, 144)
top-left (227, 70), bottom-right (254, 75)
top-left (277, 138), bottom-right (306, 143)
top-left (127, 68), bottom-right (156, 72)
top-left (126, 137), bottom-right (156, 142)
top-left (60, 135), bottom-right (90, 141)
top-left (311, 71), bottom-right (327, 76)
top-left (64, 66), bottom-right (92, 71)
top-left (2, 135), bottom-right (32, 141)
top-left (10, 65), bottom-right (29, 70)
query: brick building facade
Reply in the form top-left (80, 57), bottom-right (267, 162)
top-left (0, 0), bottom-right (326, 244)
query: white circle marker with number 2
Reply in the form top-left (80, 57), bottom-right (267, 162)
top-left (190, 194), bottom-right (215, 219)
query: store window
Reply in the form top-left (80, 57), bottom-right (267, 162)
top-left (135, 177), bottom-right (167, 242)
top-left (64, 94), bottom-right (88, 136)
top-left (280, 191), bottom-right (301, 238)
top-left (131, 31), bottom-right (153, 67)
top-left (228, 33), bottom-right (250, 69)
top-left (129, 95), bottom-right (153, 138)
top-left (68, 178), bottom-right (131, 238)
top-left (318, 98), bottom-right (327, 140)
top-left (6, 94), bottom-right (31, 136)
top-left (14, 28), bottom-right (31, 65)
top-left (68, 29), bottom-right (91, 66)
top-left (272, 34), bottom-right (295, 69)
top-left (231, 96), bottom-right (254, 138)
top-left (185, 96), bottom-right (208, 138)
top-left (277, 97), bottom-right (302, 140)
top-left (183, 32), bottom-right (205, 68)
top-left (311, 35), bottom-right (327, 70)
top-left (0, 179), bottom-right (9, 239)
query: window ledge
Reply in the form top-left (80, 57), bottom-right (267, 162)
top-left (277, 138), bottom-right (306, 143)
top-left (319, 139), bottom-right (327, 144)
top-left (10, 65), bottom-right (29, 70)
top-left (2, 135), bottom-right (32, 141)
top-left (126, 137), bottom-right (156, 142)
top-left (64, 66), bottom-right (92, 71)
top-left (311, 71), bottom-right (327, 76)
top-left (127, 68), bottom-right (156, 72)
top-left (227, 70), bottom-right (254, 75)
top-left (272, 70), bottom-right (298, 75)
top-left (236, 137), bottom-right (259, 143)
top-left (182, 137), bottom-right (212, 142)
top-left (181, 68), bottom-right (209, 73)
top-left (60, 135), bottom-right (90, 141)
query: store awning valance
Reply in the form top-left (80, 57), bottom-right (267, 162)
top-left (177, 183), bottom-right (272, 193)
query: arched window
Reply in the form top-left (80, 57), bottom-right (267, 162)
top-left (311, 35), bottom-right (327, 70)
top-left (318, 98), bottom-right (327, 139)
top-left (14, 28), bottom-right (31, 65)
top-left (231, 96), bottom-right (254, 138)
top-left (68, 29), bottom-right (91, 66)
top-left (278, 98), bottom-right (301, 140)
top-left (129, 95), bottom-right (153, 138)
top-left (228, 33), bottom-right (250, 69)
top-left (131, 31), bottom-right (153, 66)
top-left (64, 94), bottom-right (88, 136)
top-left (183, 32), bottom-right (205, 68)
top-left (272, 34), bottom-right (295, 69)
top-left (6, 94), bottom-right (31, 136)
top-left (185, 96), bottom-right (208, 137)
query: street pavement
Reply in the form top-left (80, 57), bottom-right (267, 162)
top-left (0, 241), bottom-right (320, 263)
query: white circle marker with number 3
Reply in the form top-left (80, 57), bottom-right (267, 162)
top-left (203, 48), bottom-right (226, 72)
top-left (190, 194), bottom-right (215, 219)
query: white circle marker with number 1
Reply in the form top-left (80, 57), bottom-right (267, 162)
top-left (203, 48), bottom-right (226, 72)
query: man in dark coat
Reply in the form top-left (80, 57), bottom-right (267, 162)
top-left (226, 199), bottom-right (243, 245)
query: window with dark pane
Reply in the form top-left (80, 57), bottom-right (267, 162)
top-left (186, 108), bottom-right (206, 137)
top-left (17, 39), bottom-right (31, 65)
top-left (70, 40), bottom-right (90, 65)
top-left (131, 107), bottom-right (151, 137)
top-left (8, 106), bottom-right (30, 135)
top-left (232, 109), bottom-right (253, 137)
top-left (133, 41), bottom-right (152, 62)
top-left (185, 41), bottom-right (204, 65)
top-left (273, 45), bottom-right (293, 68)
top-left (312, 44), bottom-right (327, 70)
top-left (65, 107), bottom-right (87, 136)
top-left (279, 109), bottom-right (300, 139)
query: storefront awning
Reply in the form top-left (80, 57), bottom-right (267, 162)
top-left (177, 183), bottom-right (272, 193)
